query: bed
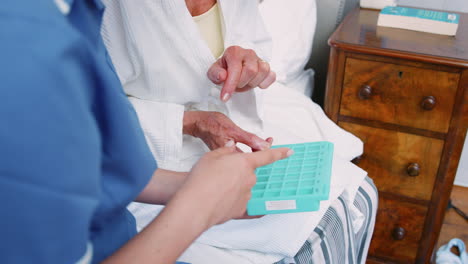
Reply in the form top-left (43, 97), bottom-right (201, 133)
top-left (102, 0), bottom-right (377, 262)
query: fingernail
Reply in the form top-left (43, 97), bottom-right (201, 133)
top-left (225, 140), bottom-right (235, 147)
top-left (266, 137), bottom-right (273, 144)
top-left (222, 93), bottom-right (230, 102)
top-left (286, 149), bottom-right (294, 157)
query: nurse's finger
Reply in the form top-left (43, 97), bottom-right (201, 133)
top-left (247, 147), bottom-right (293, 168)
top-left (258, 71), bottom-right (276, 89)
top-left (207, 59), bottom-right (228, 85)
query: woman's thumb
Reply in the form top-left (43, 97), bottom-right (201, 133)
top-left (207, 60), bottom-right (228, 85)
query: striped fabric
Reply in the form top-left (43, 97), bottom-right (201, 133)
top-left (276, 176), bottom-right (378, 264)
top-left (176, 177), bottom-right (378, 263)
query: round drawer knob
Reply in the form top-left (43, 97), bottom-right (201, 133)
top-left (392, 227), bottom-right (406, 240)
top-left (407, 163), bottom-right (421, 177)
top-left (358, 85), bottom-right (373, 100)
top-left (421, 96), bottom-right (436, 111)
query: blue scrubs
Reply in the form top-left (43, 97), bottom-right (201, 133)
top-left (0, 0), bottom-right (156, 263)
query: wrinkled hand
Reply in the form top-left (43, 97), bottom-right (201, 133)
top-left (183, 111), bottom-right (272, 151)
top-left (180, 142), bottom-right (292, 226)
top-left (207, 46), bottom-right (276, 102)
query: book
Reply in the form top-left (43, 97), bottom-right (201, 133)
top-left (377, 6), bottom-right (460, 36)
top-left (360, 0), bottom-right (396, 10)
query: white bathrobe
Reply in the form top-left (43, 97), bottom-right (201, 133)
top-left (102, 0), bottom-right (367, 262)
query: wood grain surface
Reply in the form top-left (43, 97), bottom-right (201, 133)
top-left (369, 197), bottom-right (428, 263)
top-left (328, 8), bottom-right (468, 67)
top-left (340, 58), bottom-right (459, 133)
top-left (340, 122), bottom-right (444, 200)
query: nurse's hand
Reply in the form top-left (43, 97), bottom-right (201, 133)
top-left (181, 142), bottom-right (293, 226)
top-left (104, 143), bottom-right (292, 264)
top-left (207, 45), bottom-right (276, 102)
top-left (183, 111), bottom-right (272, 151)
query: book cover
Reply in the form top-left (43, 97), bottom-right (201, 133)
top-left (377, 6), bottom-right (460, 36)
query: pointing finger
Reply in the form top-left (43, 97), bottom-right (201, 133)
top-left (220, 55), bottom-right (242, 102)
top-left (247, 147), bottom-right (293, 168)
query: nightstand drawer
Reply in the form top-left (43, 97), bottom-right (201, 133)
top-left (340, 122), bottom-right (444, 201)
top-left (369, 197), bottom-right (427, 263)
top-left (340, 58), bottom-right (459, 133)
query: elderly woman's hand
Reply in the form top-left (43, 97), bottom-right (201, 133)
top-left (183, 111), bottom-right (272, 151)
top-left (207, 46), bottom-right (276, 102)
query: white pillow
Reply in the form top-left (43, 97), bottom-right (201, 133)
top-left (259, 0), bottom-right (317, 96)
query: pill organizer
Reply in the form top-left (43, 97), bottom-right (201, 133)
top-left (247, 141), bottom-right (334, 216)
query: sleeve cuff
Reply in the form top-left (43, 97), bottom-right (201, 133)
top-left (128, 97), bottom-right (185, 168)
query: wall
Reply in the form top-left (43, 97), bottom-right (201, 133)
top-left (310, 0), bottom-right (359, 105)
top-left (398, 0), bottom-right (468, 12)
top-left (398, 0), bottom-right (468, 186)
top-left (456, 139), bottom-right (468, 187)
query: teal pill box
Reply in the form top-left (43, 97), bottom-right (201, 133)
top-left (247, 141), bottom-right (334, 216)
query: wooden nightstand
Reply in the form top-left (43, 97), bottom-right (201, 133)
top-left (325, 8), bottom-right (468, 264)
